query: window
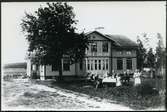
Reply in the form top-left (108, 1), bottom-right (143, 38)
top-left (63, 59), bottom-right (70, 71)
top-left (91, 60), bottom-right (93, 70)
top-left (126, 51), bottom-right (131, 55)
top-left (103, 60), bottom-right (105, 70)
top-left (117, 58), bottom-right (123, 70)
top-left (80, 60), bottom-right (83, 70)
top-left (127, 58), bottom-right (132, 69)
top-left (95, 60), bottom-right (97, 70)
top-left (52, 64), bottom-right (58, 71)
top-left (117, 51), bottom-right (122, 55)
top-left (91, 43), bottom-right (97, 52)
top-left (106, 59), bottom-right (108, 70)
top-left (102, 42), bottom-right (108, 52)
top-left (99, 60), bottom-right (101, 70)
top-left (87, 60), bottom-right (90, 70)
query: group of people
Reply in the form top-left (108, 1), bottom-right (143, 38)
top-left (86, 69), bottom-right (142, 89)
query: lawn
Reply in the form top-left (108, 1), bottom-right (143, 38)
top-left (36, 77), bottom-right (166, 110)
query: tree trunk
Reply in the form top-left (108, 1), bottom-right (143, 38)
top-left (58, 58), bottom-right (63, 81)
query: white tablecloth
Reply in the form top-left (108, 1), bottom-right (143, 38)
top-left (102, 77), bottom-right (116, 83)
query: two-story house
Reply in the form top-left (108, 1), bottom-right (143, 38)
top-left (27, 31), bottom-right (138, 80)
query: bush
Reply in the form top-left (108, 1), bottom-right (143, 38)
top-left (135, 83), bottom-right (159, 96)
top-left (30, 72), bottom-right (40, 79)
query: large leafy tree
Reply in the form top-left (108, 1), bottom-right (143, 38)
top-left (21, 2), bottom-right (89, 80)
top-left (136, 37), bottom-right (147, 70)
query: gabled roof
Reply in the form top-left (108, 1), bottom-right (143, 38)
top-left (105, 34), bottom-right (138, 47)
top-left (86, 31), bottom-right (138, 48)
top-left (3, 62), bottom-right (27, 69)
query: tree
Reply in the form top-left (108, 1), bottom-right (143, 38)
top-left (147, 48), bottom-right (155, 68)
top-left (136, 37), bottom-right (147, 70)
top-left (155, 33), bottom-right (165, 67)
top-left (155, 33), bottom-right (166, 77)
top-left (21, 2), bottom-right (89, 80)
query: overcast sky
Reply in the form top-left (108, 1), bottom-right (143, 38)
top-left (2, 2), bottom-right (166, 65)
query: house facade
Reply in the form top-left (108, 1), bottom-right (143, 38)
top-left (27, 31), bottom-right (138, 80)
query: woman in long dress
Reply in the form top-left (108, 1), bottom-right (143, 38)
top-left (133, 69), bottom-right (141, 86)
top-left (116, 74), bottom-right (121, 86)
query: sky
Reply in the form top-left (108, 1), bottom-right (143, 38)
top-left (2, 1), bottom-right (166, 65)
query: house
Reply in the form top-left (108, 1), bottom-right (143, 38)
top-left (27, 31), bottom-right (138, 80)
top-left (3, 62), bottom-right (27, 77)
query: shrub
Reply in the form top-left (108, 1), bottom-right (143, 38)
top-left (135, 83), bottom-right (159, 96)
top-left (30, 72), bottom-right (40, 79)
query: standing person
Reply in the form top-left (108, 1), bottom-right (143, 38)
top-left (95, 74), bottom-right (101, 89)
top-left (111, 70), bottom-right (115, 78)
top-left (126, 70), bottom-right (130, 83)
top-left (133, 69), bottom-right (141, 86)
top-left (116, 74), bottom-right (121, 87)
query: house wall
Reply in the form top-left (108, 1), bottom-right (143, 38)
top-left (85, 32), bottom-right (111, 75)
top-left (40, 65), bottom-right (45, 80)
top-left (112, 49), bottom-right (136, 57)
top-left (112, 48), bottom-right (136, 73)
top-left (86, 32), bottom-right (111, 57)
top-left (3, 68), bottom-right (26, 75)
top-left (45, 64), bottom-right (75, 77)
top-left (75, 61), bottom-right (86, 76)
top-left (27, 59), bottom-right (31, 76)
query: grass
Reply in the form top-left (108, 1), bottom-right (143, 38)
top-left (37, 77), bottom-right (166, 110)
top-left (3, 73), bottom-right (165, 110)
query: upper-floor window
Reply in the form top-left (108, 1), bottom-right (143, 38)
top-left (126, 51), bottom-right (132, 55)
top-left (117, 51), bottom-right (123, 55)
top-left (102, 42), bottom-right (108, 52)
top-left (91, 42), bottom-right (97, 52)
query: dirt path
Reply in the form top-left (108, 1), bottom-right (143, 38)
top-left (2, 79), bottom-right (133, 111)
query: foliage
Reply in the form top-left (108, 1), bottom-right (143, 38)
top-left (136, 38), bottom-right (147, 70)
top-left (30, 72), bottom-right (40, 79)
top-left (146, 48), bottom-right (155, 68)
top-left (21, 2), bottom-right (89, 79)
top-left (155, 33), bottom-right (166, 68)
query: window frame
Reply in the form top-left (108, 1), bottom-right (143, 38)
top-left (87, 60), bottom-right (90, 70)
top-left (79, 60), bottom-right (83, 70)
top-left (91, 42), bottom-right (97, 52)
top-left (102, 41), bottom-right (108, 52)
top-left (63, 59), bottom-right (70, 71)
top-left (52, 64), bottom-right (58, 71)
top-left (126, 51), bottom-right (132, 55)
top-left (126, 58), bottom-right (132, 70)
top-left (117, 58), bottom-right (123, 70)
top-left (99, 60), bottom-right (101, 70)
top-left (95, 60), bottom-right (97, 70)
top-left (106, 59), bottom-right (109, 70)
